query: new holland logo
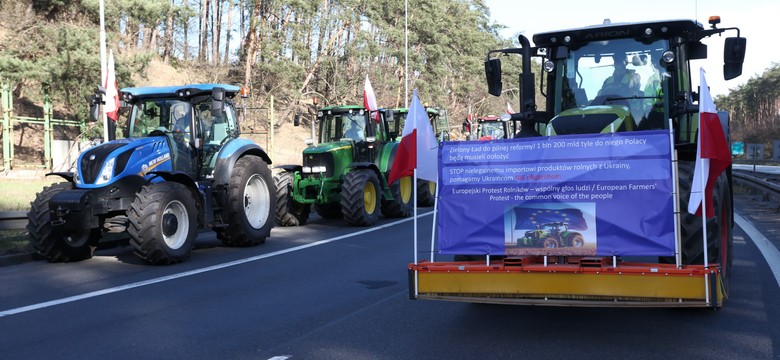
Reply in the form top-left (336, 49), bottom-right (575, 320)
top-left (89, 154), bottom-right (96, 160)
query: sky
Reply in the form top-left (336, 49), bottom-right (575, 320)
top-left (484, 0), bottom-right (780, 96)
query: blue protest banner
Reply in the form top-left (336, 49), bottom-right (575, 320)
top-left (437, 130), bottom-right (676, 256)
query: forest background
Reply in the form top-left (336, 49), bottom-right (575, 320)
top-left (0, 0), bottom-right (778, 168)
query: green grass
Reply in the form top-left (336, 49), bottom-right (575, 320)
top-left (0, 178), bottom-right (58, 211)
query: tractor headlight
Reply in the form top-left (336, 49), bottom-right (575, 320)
top-left (95, 157), bottom-right (115, 185)
top-left (312, 166), bottom-right (326, 173)
top-left (302, 166), bottom-right (312, 173)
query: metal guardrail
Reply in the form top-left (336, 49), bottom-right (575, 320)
top-left (0, 211), bottom-right (27, 230)
top-left (732, 170), bottom-right (780, 205)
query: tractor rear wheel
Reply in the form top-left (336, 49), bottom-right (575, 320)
top-left (381, 175), bottom-right (413, 218)
top-left (674, 161), bottom-right (733, 298)
top-left (341, 169), bottom-right (381, 226)
top-left (26, 182), bottom-right (99, 262)
top-left (417, 179), bottom-right (436, 207)
top-left (129, 182), bottom-right (197, 264)
top-left (315, 203), bottom-right (342, 219)
top-left (569, 233), bottom-right (585, 247)
top-left (274, 171), bottom-right (310, 226)
top-left (216, 156), bottom-right (274, 246)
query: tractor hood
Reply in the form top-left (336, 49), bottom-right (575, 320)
top-left (74, 136), bottom-right (174, 188)
top-left (545, 105), bottom-right (635, 136)
top-left (300, 140), bottom-right (354, 179)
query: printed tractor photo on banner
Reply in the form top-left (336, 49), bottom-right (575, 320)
top-left (505, 204), bottom-right (597, 256)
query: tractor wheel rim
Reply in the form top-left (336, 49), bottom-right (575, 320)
top-left (244, 174), bottom-right (271, 229)
top-left (364, 181), bottom-right (377, 214)
top-left (400, 177), bottom-right (412, 203)
top-left (162, 200), bottom-right (188, 250)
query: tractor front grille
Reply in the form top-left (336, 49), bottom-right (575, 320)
top-left (302, 152), bottom-right (335, 178)
top-left (80, 144), bottom-right (125, 184)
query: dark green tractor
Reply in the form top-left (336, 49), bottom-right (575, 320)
top-left (391, 106), bottom-right (448, 206)
top-left (517, 222), bottom-right (585, 249)
top-left (274, 105), bottom-right (413, 226)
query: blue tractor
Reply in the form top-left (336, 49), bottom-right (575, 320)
top-left (26, 84), bottom-right (275, 264)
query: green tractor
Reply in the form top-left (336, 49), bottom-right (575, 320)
top-left (517, 222), bottom-right (585, 249)
top-left (471, 115), bottom-right (511, 141)
top-left (274, 105), bottom-right (413, 226)
top-left (390, 106), bottom-right (448, 206)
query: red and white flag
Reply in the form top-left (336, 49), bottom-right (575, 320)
top-left (506, 102), bottom-right (515, 114)
top-left (688, 68), bottom-right (731, 218)
top-left (388, 90), bottom-right (438, 184)
top-left (363, 75), bottom-right (380, 122)
top-left (104, 49), bottom-right (119, 121)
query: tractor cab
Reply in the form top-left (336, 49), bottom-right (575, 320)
top-left (118, 85), bottom-right (240, 180)
top-left (474, 115), bottom-right (509, 140)
top-left (391, 106), bottom-right (450, 142)
top-left (487, 18), bottom-right (746, 148)
top-left (313, 105), bottom-right (396, 165)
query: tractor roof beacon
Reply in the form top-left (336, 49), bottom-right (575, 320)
top-left (27, 84), bottom-right (275, 265)
top-left (410, 17), bottom-right (746, 308)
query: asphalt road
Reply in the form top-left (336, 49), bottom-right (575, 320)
top-left (0, 200), bottom-right (778, 359)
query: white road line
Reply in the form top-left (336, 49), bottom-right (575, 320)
top-left (0, 213), bottom-right (432, 318)
top-left (267, 356), bottom-right (291, 360)
top-left (735, 212), bottom-right (780, 288)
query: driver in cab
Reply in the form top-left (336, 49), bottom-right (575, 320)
top-left (598, 53), bottom-right (641, 97)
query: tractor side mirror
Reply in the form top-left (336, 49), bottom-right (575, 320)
top-left (485, 58), bottom-right (503, 96)
top-left (88, 86), bottom-right (106, 122)
top-left (723, 37), bottom-right (746, 80)
top-left (294, 114), bottom-right (300, 126)
top-left (211, 87), bottom-right (225, 114)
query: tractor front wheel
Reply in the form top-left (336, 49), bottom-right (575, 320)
top-left (274, 171), bottom-right (310, 226)
top-left (569, 233), bottom-right (585, 247)
top-left (26, 182), bottom-right (99, 262)
top-left (417, 179), bottom-right (436, 207)
top-left (341, 170), bottom-right (381, 226)
top-left (543, 236), bottom-right (559, 249)
top-left (381, 175), bottom-right (413, 218)
top-left (217, 156), bottom-right (275, 246)
top-left (129, 182), bottom-right (197, 264)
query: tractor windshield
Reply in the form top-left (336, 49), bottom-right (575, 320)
top-left (318, 109), bottom-right (367, 143)
top-left (479, 121), bottom-right (506, 140)
top-left (128, 99), bottom-right (193, 139)
top-left (554, 38), bottom-right (669, 128)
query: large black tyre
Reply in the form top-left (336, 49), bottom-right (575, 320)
top-left (675, 161), bottom-right (733, 297)
top-left (340, 169), bottom-right (381, 226)
top-left (314, 203), bottom-right (342, 219)
top-left (274, 171), bottom-right (310, 226)
top-left (568, 233), bottom-right (585, 247)
top-left (26, 182), bottom-right (99, 262)
top-left (128, 182), bottom-right (197, 264)
top-left (543, 236), bottom-right (559, 249)
top-left (216, 156), bottom-right (275, 246)
top-left (381, 175), bottom-right (413, 218)
top-left (417, 179), bottom-right (436, 207)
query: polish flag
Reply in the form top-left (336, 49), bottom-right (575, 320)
top-left (388, 90), bottom-right (438, 184)
top-left (104, 49), bottom-right (119, 121)
top-left (688, 68), bottom-right (731, 218)
top-left (506, 102), bottom-right (515, 114)
top-left (363, 75), bottom-right (380, 122)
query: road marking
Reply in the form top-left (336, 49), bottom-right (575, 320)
top-left (267, 356), bottom-right (291, 360)
top-left (0, 213), bottom-right (432, 318)
top-left (735, 212), bottom-right (780, 288)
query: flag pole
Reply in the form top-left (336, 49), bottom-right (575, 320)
top-left (429, 182), bottom-right (440, 262)
top-left (413, 169), bottom-right (418, 266)
top-left (99, 0), bottom-right (108, 143)
top-left (669, 117), bottom-right (682, 269)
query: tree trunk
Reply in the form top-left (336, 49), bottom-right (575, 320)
top-left (224, 0), bottom-right (233, 65)
top-left (242, 0), bottom-right (262, 88)
top-left (183, 0), bottom-right (189, 61)
top-left (163, 1), bottom-right (174, 64)
top-left (199, 0), bottom-right (210, 62)
top-left (212, 0), bottom-right (222, 64)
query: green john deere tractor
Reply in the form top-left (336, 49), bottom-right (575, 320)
top-left (274, 105), bottom-right (413, 226)
top-left (391, 106), bottom-right (449, 206)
